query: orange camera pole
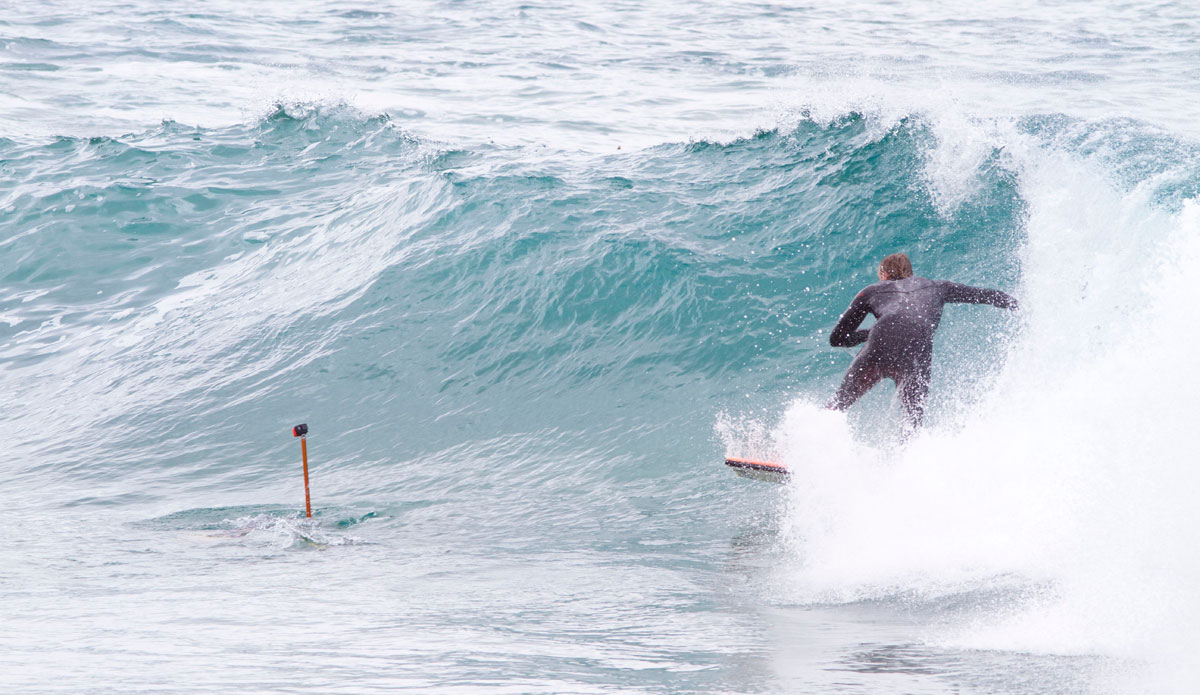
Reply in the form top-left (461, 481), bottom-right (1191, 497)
top-left (292, 423), bottom-right (312, 518)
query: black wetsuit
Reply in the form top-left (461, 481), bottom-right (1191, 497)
top-left (828, 276), bottom-right (1017, 427)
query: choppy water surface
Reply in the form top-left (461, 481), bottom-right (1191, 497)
top-left (3, 1), bottom-right (1199, 693)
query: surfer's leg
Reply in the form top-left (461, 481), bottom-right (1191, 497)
top-left (897, 362), bottom-right (931, 428)
top-left (827, 355), bottom-right (883, 411)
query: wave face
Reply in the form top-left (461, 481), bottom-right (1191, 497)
top-left (4, 2), bottom-right (1200, 694)
top-left (2, 107), bottom-right (1026, 491)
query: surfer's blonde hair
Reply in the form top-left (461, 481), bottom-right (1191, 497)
top-left (879, 253), bottom-right (913, 280)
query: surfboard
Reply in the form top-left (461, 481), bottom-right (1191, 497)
top-left (724, 457), bottom-right (790, 484)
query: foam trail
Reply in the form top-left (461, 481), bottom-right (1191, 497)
top-left (952, 194), bottom-right (1200, 674)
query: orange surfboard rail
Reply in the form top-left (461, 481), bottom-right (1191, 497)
top-left (724, 456), bottom-right (790, 484)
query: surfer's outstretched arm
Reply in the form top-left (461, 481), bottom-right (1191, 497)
top-left (829, 292), bottom-right (871, 347)
top-left (938, 281), bottom-right (1019, 310)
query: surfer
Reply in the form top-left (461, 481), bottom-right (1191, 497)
top-left (826, 253), bottom-right (1018, 429)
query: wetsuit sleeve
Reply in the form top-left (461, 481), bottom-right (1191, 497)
top-left (938, 281), bottom-right (1019, 309)
top-left (829, 292), bottom-right (871, 347)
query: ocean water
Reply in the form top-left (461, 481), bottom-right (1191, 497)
top-left (3, 1), bottom-right (1199, 693)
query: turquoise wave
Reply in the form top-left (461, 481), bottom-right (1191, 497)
top-left (0, 103), bottom-right (1043, 501)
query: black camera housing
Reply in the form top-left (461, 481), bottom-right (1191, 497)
top-left (292, 423), bottom-right (308, 437)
